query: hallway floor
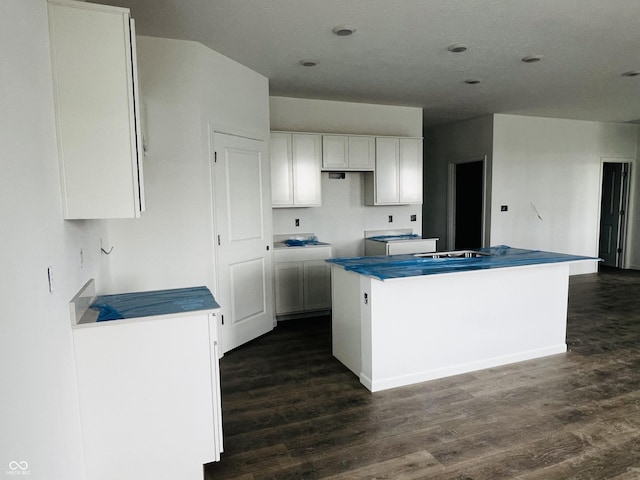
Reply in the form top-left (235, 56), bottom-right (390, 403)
top-left (206, 268), bottom-right (640, 479)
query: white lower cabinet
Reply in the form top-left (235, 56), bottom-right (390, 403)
top-left (274, 262), bottom-right (304, 314)
top-left (274, 247), bottom-right (332, 316)
top-left (73, 312), bottom-right (222, 480)
top-left (303, 260), bottom-right (332, 311)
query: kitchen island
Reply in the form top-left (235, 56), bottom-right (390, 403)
top-left (327, 246), bottom-right (597, 392)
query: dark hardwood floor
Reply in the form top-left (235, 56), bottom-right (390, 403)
top-left (205, 268), bottom-right (640, 479)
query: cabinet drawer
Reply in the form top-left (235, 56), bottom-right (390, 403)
top-left (274, 246), bottom-right (332, 263)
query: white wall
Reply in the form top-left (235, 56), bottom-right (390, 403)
top-left (629, 133), bottom-right (640, 270)
top-left (105, 37), bottom-right (270, 293)
top-left (1, 2), bottom-right (109, 478)
top-left (270, 97), bottom-right (424, 257)
top-left (424, 114), bottom-right (639, 273)
top-left (491, 114), bottom-right (639, 272)
top-left (270, 97), bottom-right (421, 137)
top-left (423, 115), bottom-right (494, 249)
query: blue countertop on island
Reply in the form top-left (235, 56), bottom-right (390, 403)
top-left (326, 246), bottom-right (599, 280)
top-left (91, 286), bottom-right (220, 322)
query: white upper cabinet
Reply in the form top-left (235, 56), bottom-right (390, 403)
top-left (399, 137), bottom-right (423, 203)
top-left (364, 137), bottom-right (423, 205)
top-left (270, 132), bottom-right (322, 207)
top-left (48, 0), bottom-right (144, 219)
top-left (322, 135), bottom-right (375, 171)
top-left (270, 133), bottom-right (294, 205)
top-left (348, 136), bottom-right (376, 170)
top-left (322, 136), bottom-right (348, 169)
top-left (372, 137), bottom-right (400, 204)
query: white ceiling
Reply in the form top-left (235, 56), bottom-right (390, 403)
top-left (97, 0), bottom-right (640, 127)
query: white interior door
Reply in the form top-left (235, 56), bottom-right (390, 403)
top-left (212, 132), bottom-right (274, 353)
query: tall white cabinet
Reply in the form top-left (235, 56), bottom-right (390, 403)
top-left (270, 132), bottom-right (322, 207)
top-left (48, 0), bottom-right (144, 219)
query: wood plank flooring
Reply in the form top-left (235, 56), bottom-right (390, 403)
top-left (205, 268), bottom-right (640, 479)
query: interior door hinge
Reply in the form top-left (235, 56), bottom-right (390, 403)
top-left (217, 235), bottom-right (221, 246)
top-left (214, 151), bottom-right (217, 163)
top-left (221, 314), bottom-right (224, 325)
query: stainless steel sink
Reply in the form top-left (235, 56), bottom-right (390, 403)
top-left (414, 250), bottom-right (490, 259)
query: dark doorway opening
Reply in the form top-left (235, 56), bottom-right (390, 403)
top-left (454, 160), bottom-right (484, 250)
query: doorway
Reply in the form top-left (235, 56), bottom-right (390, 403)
top-left (449, 159), bottom-right (485, 250)
top-left (598, 161), bottom-right (630, 268)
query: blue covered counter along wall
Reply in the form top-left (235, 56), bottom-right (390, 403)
top-left (328, 246), bottom-right (598, 392)
top-left (90, 286), bottom-right (220, 321)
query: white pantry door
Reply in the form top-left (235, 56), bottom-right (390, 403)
top-left (212, 132), bottom-right (274, 353)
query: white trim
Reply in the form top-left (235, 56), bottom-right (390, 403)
top-left (365, 345), bottom-right (567, 392)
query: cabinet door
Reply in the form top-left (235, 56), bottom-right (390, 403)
top-left (374, 137), bottom-right (400, 204)
top-left (49, 1), bottom-right (143, 219)
top-left (348, 136), bottom-right (375, 170)
top-left (322, 135), bottom-right (348, 169)
top-left (303, 260), bottom-right (332, 311)
top-left (274, 262), bottom-right (304, 314)
top-left (292, 134), bottom-right (322, 206)
top-left (270, 133), bottom-right (294, 206)
top-left (399, 138), bottom-right (423, 204)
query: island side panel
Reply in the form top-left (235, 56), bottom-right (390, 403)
top-left (331, 265), bottom-right (363, 376)
top-left (367, 262), bottom-right (570, 392)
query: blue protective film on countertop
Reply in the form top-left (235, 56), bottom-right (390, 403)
top-left (367, 234), bottom-right (421, 242)
top-left (90, 286), bottom-right (220, 322)
top-left (283, 236), bottom-right (328, 247)
top-left (326, 246), bottom-right (599, 280)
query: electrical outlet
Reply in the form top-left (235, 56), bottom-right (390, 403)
top-left (501, 205), bottom-right (508, 212)
top-left (388, 215), bottom-right (393, 223)
top-left (295, 218), bottom-right (300, 227)
top-left (410, 214), bottom-right (417, 222)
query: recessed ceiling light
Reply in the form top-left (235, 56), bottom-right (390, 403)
top-left (332, 25), bottom-right (356, 36)
top-left (622, 70), bottom-right (640, 77)
top-left (464, 78), bottom-right (481, 84)
top-left (522, 55), bottom-right (543, 63)
top-left (447, 43), bottom-right (468, 53)
top-left (299, 59), bottom-right (319, 67)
